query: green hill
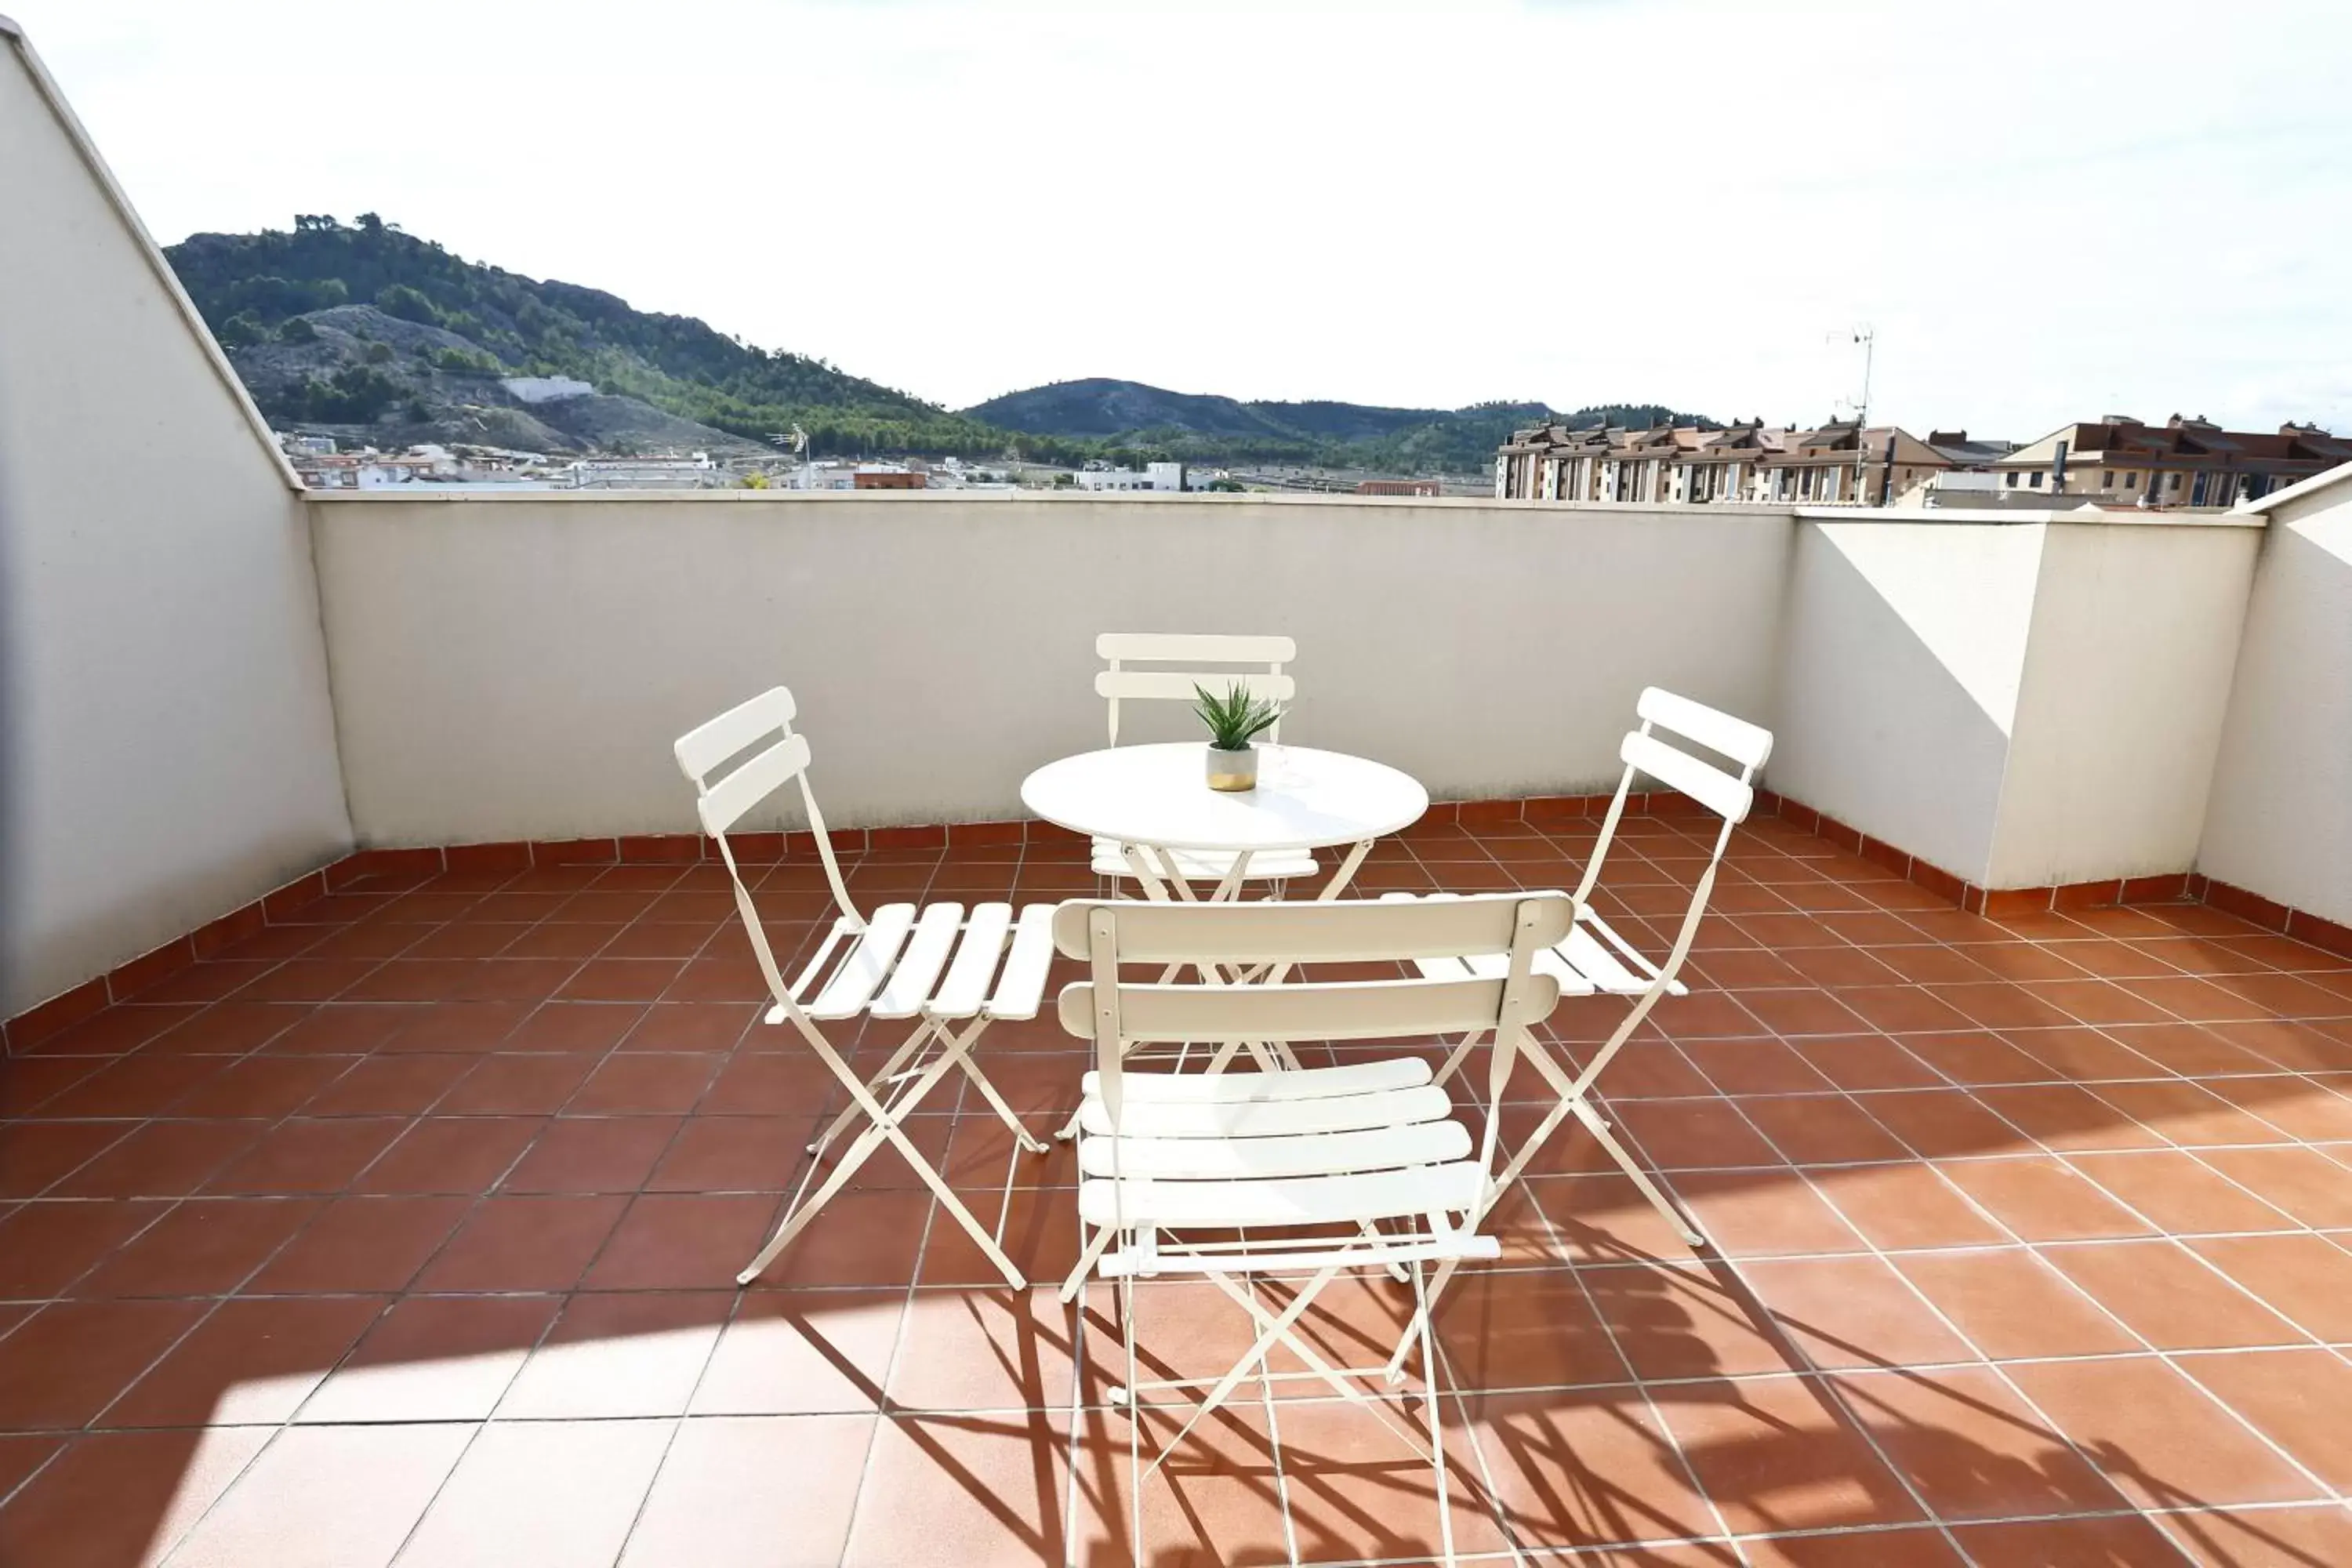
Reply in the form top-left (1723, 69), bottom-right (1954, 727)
top-left (165, 215), bottom-right (1704, 471)
top-left (964, 379), bottom-right (1708, 471)
top-left (165, 213), bottom-right (1025, 457)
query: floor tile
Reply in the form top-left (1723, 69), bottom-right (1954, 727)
top-left (844, 1409), bottom-right (1074, 1567)
top-left (498, 1114), bottom-right (679, 1192)
top-left (1892, 1250), bottom-right (2140, 1360)
top-left (1735, 1097), bottom-right (1911, 1164)
top-left (395, 1417), bottom-right (673, 1567)
top-left (412, 1194), bottom-right (626, 1292)
top-left (0, 1299), bottom-right (207, 1429)
top-left (2004, 1355), bottom-right (2325, 1508)
top-left (2195, 1145), bottom-right (2352, 1228)
top-left (102, 1295), bottom-right (384, 1428)
top-left (568, 1053), bottom-right (721, 1113)
top-left (1654, 1373), bottom-right (1922, 1535)
top-left (1827, 1365), bottom-right (2126, 1522)
top-left (1736, 1257), bottom-right (1975, 1372)
top-left (2176, 1348), bottom-right (2352, 1491)
top-left (2067, 1149), bottom-right (2299, 1236)
top-left (688, 1290), bottom-right (902, 1415)
top-left (0, 1199), bottom-right (171, 1296)
top-left (244, 1195), bottom-right (469, 1294)
top-left (2188, 1232), bottom-right (2352, 1340)
top-left (1669, 1172), bottom-right (1869, 1256)
top-left (618, 1414), bottom-right (874, 1567)
top-left (2040, 1240), bottom-right (2306, 1350)
top-left (350, 1115), bottom-right (540, 1194)
top-left (1806, 1163), bottom-right (2009, 1250)
top-left (297, 1294), bottom-right (557, 1422)
top-left (2157, 1504), bottom-right (2352, 1567)
top-left (495, 1290), bottom-right (729, 1417)
top-left (1461, 1386), bottom-right (1721, 1549)
top-left (1934, 1156), bottom-right (2154, 1241)
top-left (202, 1118), bottom-right (407, 1195)
top-left (1740, 1526), bottom-right (1964, 1566)
top-left (0, 1122), bottom-right (130, 1198)
top-left (1586, 1261), bottom-right (1802, 1381)
top-left (75, 1198), bottom-right (320, 1298)
top-left (888, 1286), bottom-right (1081, 1412)
top-left (1946, 1514), bottom-right (2201, 1565)
top-left (0, 1426), bottom-right (270, 1568)
top-left (583, 1192), bottom-right (783, 1290)
top-left (162, 1422), bottom-right (472, 1568)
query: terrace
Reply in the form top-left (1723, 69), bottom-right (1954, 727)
top-left (6, 20), bottom-right (2352, 1568)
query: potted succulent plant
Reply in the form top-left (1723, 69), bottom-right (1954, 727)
top-left (1193, 681), bottom-right (1283, 792)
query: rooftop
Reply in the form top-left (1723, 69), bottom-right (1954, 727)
top-left (5, 16), bottom-right (2352, 1568)
top-left (5, 816), bottom-right (2352, 1565)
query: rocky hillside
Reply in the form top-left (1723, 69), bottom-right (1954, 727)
top-left (165, 215), bottom-right (1007, 456)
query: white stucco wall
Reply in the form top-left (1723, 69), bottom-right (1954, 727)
top-left (310, 493), bottom-right (1792, 845)
top-left (1768, 519), bottom-right (2045, 884)
top-left (0, 31), bottom-right (353, 1018)
top-left (2197, 471), bottom-right (2352, 926)
top-left (1988, 518), bottom-right (2259, 887)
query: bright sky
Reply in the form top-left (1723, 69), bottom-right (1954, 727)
top-left (24, 0), bottom-right (2351, 437)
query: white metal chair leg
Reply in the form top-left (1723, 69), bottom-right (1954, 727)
top-left (1412, 1256), bottom-right (1460, 1568)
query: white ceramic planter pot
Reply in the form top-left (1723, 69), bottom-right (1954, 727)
top-left (1204, 745), bottom-right (1258, 792)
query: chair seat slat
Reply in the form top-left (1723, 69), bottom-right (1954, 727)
top-left (926, 903), bottom-right (1013, 1019)
top-left (984, 903), bottom-right (1057, 1020)
top-left (869, 903), bottom-right (965, 1019)
top-left (1079, 1120), bottom-right (1471, 1180)
top-left (1079, 1160), bottom-right (1486, 1229)
top-left (808, 904), bottom-right (919, 1018)
top-left (1077, 1082), bottom-right (1453, 1140)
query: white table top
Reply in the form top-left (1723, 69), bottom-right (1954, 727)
top-left (1020, 742), bottom-right (1429, 852)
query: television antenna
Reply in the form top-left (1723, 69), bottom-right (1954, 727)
top-left (1825, 325), bottom-right (1876, 501)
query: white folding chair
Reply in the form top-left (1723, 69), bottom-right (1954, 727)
top-left (1054, 893), bottom-right (1573, 1568)
top-left (1381, 688), bottom-right (1773, 1334)
top-left (675, 687), bottom-right (1052, 1289)
top-left (1093, 633), bottom-right (1315, 889)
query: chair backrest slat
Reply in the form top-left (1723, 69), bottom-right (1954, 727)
top-left (1636, 685), bottom-right (1773, 769)
top-left (695, 732), bottom-right (813, 835)
top-left (1098, 633), bottom-right (1296, 665)
top-left (674, 687), bottom-right (798, 781)
top-left (673, 686), bottom-right (858, 949)
top-left (1621, 731), bottom-right (1753, 824)
top-left (1049, 893), bottom-right (1571, 967)
top-left (1096, 631), bottom-right (1295, 747)
top-left (1094, 670), bottom-right (1295, 705)
top-left (1057, 973), bottom-right (1560, 1044)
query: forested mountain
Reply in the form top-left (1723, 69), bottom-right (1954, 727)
top-left (166, 214), bottom-right (1024, 457)
top-left (965, 379), bottom-right (1707, 470)
top-left (165, 216), bottom-right (1703, 470)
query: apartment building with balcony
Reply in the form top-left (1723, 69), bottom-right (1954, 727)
top-left (1992, 415), bottom-right (2352, 509)
top-left (1499, 419), bottom-right (1994, 506)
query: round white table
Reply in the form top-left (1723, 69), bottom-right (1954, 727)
top-left (1020, 742), bottom-right (1428, 902)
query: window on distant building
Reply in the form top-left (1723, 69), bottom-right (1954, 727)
top-left (2124, 471), bottom-right (2137, 488)
top-left (2031, 471), bottom-right (2045, 488)
top-left (2005, 472), bottom-right (2019, 488)
top-left (2101, 470), bottom-right (2114, 487)
top-left (2169, 473), bottom-right (2182, 492)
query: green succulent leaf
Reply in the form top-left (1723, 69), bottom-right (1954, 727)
top-left (1192, 681), bottom-right (1283, 750)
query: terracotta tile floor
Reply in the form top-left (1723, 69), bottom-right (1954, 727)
top-left (3, 815), bottom-right (2351, 1566)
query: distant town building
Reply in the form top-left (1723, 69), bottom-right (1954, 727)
top-left (851, 469), bottom-right (924, 490)
top-left (564, 452), bottom-right (719, 489)
top-left (1991, 416), bottom-right (2352, 508)
top-left (1497, 420), bottom-right (2008, 506)
top-left (1356, 478), bottom-right (1443, 496)
top-left (1074, 461), bottom-right (1186, 492)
